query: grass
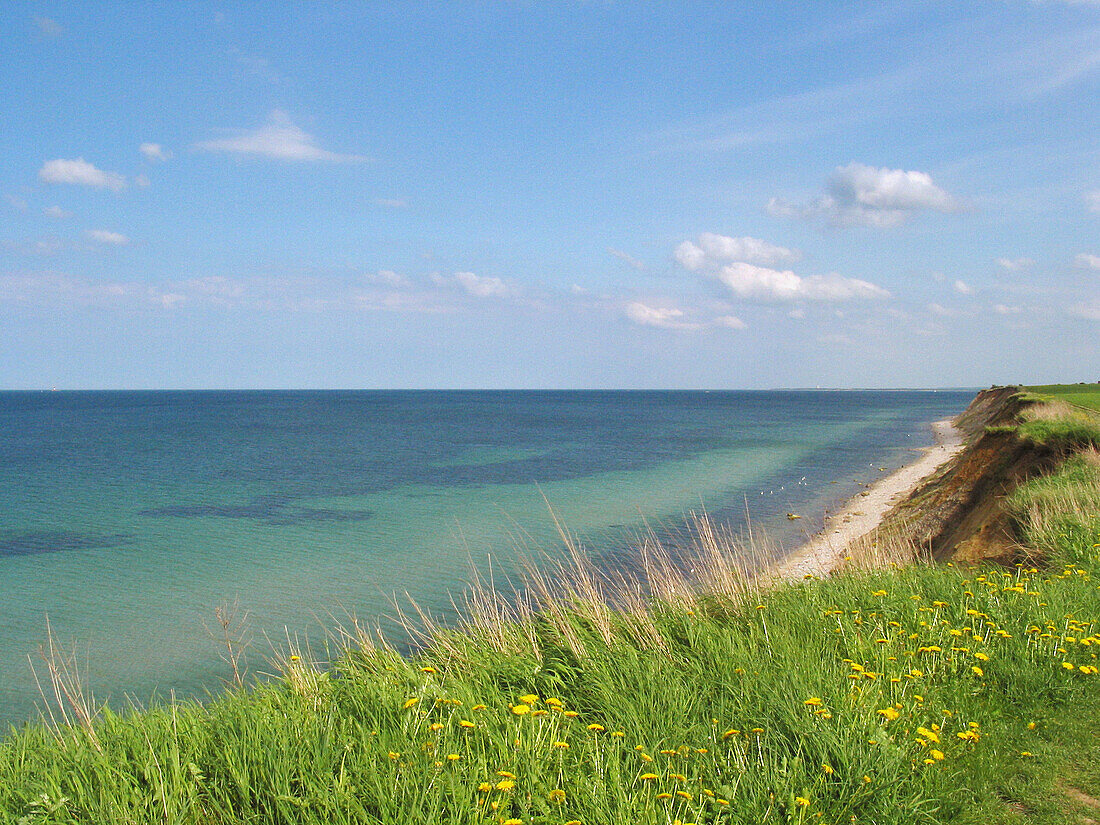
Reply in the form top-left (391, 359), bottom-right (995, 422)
top-left (1026, 384), bottom-right (1100, 414)
top-left (1, 415), bottom-right (1099, 823)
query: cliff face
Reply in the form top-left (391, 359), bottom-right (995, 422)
top-left (874, 386), bottom-right (1058, 564)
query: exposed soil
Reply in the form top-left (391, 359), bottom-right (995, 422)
top-left (870, 386), bottom-right (1062, 565)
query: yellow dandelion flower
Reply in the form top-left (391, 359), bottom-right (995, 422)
top-left (795, 795), bottom-right (810, 807)
top-left (930, 749), bottom-right (945, 760)
top-left (822, 763), bottom-right (834, 775)
top-left (459, 719), bottom-right (475, 729)
top-left (670, 772), bottom-right (687, 782)
top-left (639, 752), bottom-right (653, 762)
top-left (511, 704), bottom-right (530, 715)
top-left (552, 740), bottom-right (569, 749)
top-left (587, 723), bottom-right (605, 732)
top-left (478, 781), bottom-right (492, 793)
top-left (495, 779), bottom-right (515, 791)
top-left (446, 753), bottom-right (460, 761)
top-left (863, 775), bottom-right (872, 783)
top-left (1021, 751), bottom-right (1033, 757)
top-left (675, 790), bottom-right (693, 800)
top-left (1062, 662), bottom-right (1075, 670)
top-left (916, 727), bottom-right (939, 743)
top-left (544, 696), bottom-right (563, 707)
top-left (518, 694), bottom-right (539, 704)
top-left (974, 652), bottom-right (990, 661)
top-left (971, 666), bottom-right (984, 677)
top-left (563, 710), bottom-right (579, 718)
top-left (1027, 721), bottom-right (1036, 730)
top-left (497, 771), bottom-right (516, 778)
top-left (471, 703), bottom-right (487, 711)
top-left (402, 697), bottom-right (419, 709)
top-left (548, 789), bottom-right (566, 803)
top-left (502, 819), bottom-right (523, 825)
top-left (804, 697), bottom-right (822, 707)
top-left (639, 772), bottom-right (659, 780)
top-left (429, 722), bottom-right (444, 731)
top-left (387, 752), bottom-right (401, 760)
top-left (611, 730), bottom-right (626, 737)
top-left (656, 792), bottom-right (673, 800)
top-left (877, 707), bottom-right (900, 721)
top-left (420, 666), bottom-right (437, 674)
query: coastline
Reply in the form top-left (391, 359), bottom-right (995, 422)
top-left (772, 417), bottom-right (966, 580)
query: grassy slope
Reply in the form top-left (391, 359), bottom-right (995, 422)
top-left (2, 408), bottom-right (1099, 824)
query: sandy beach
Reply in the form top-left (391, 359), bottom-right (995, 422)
top-left (773, 418), bottom-right (966, 580)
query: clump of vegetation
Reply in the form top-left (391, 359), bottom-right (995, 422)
top-left (1, 397), bottom-right (1099, 824)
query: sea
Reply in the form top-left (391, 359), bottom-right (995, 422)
top-left (0, 389), bottom-right (973, 729)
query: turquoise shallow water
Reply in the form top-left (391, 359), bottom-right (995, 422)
top-left (0, 389), bottom-right (972, 728)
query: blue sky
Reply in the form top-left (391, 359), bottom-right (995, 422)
top-left (1, 2), bottom-right (1098, 388)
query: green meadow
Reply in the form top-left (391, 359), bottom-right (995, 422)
top-left (2, 392), bottom-right (1099, 824)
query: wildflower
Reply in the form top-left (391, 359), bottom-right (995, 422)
top-left (974, 652), bottom-right (990, 661)
top-left (497, 771), bottom-right (516, 778)
top-left (503, 819), bottom-right (523, 825)
top-left (872, 590), bottom-right (887, 597)
top-left (676, 790), bottom-right (693, 800)
top-left (1062, 662), bottom-right (1076, 671)
top-left (611, 730), bottom-right (626, 737)
top-left (916, 727), bottom-right (939, 743)
top-left (587, 723), bottom-right (605, 732)
top-left (478, 782), bottom-right (492, 793)
top-left (511, 704), bottom-right (530, 715)
top-left (639, 773), bottom-right (659, 780)
top-left (430, 722), bottom-right (444, 731)
top-left (656, 792), bottom-right (673, 800)
top-left (420, 666), bottom-right (437, 674)
top-left (877, 707), bottom-right (900, 722)
top-left (670, 773), bottom-right (687, 782)
top-left (544, 697), bottom-right (563, 707)
top-left (822, 763), bottom-right (835, 775)
top-left (446, 753), bottom-right (460, 761)
top-left (639, 752), bottom-right (653, 762)
top-left (563, 710), bottom-right (579, 718)
top-left (518, 694), bottom-right (539, 704)
top-left (722, 728), bottom-right (740, 739)
top-left (459, 720), bottom-right (475, 729)
top-left (388, 752), bottom-right (401, 760)
top-left (403, 697), bottom-right (419, 709)
top-left (548, 789), bottom-right (566, 804)
top-left (956, 730), bottom-right (980, 743)
top-left (930, 749), bottom-right (945, 760)
top-left (552, 741), bottom-right (569, 749)
top-left (495, 779), bottom-right (515, 791)
top-left (863, 775), bottom-right (872, 783)
top-left (795, 796), bottom-right (810, 807)
top-left (472, 704), bottom-right (487, 711)
top-left (971, 666), bottom-right (984, 677)
top-left (1027, 722), bottom-right (1036, 730)
top-left (804, 697), bottom-right (822, 707)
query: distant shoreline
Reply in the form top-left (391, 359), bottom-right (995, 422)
top-left (774, 416), bottom-right (966, 580)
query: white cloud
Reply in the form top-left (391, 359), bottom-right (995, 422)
top-left (1069, 301), bottom-right (1100, 321)
top-left (34, 17), bottom-right (64, 36)
top-left (624, 302), bottom-right (701, 330)
top-left (608, 247), bottom-right (646, 271)
top-left (768, 163), bottom-right (957, 227)
top-left (1087, 190), bottom-right (1100, 213)
top-left (993, 304), bottom-right (1021, 315)
top-left (369, 269), bottom-right (409, 287)
top-left (711, 261), bottom-right (889, 303)
top-left (195, 110), bottom-right (365, 162)
top-left (713, 314), bottom-right (747, 330)
top-left (85, 229), bottom-right (129, 246)
top-left (953, 280), bottom-right (973, 295)
top-left (1074, 253), bottom-right (1100, 270)
top-left (43, 205), bottom-right (72, 219)
top-left (39, 158), bottom-right (126, 191)
top-left (675, 233), bottom-right (800, 270)
top-left (454, 271), bottom-right (508, 297)
top-left (139, 143), bottom-right (172, 162)
top-left (996, 257), bottom-right (1034, 271)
